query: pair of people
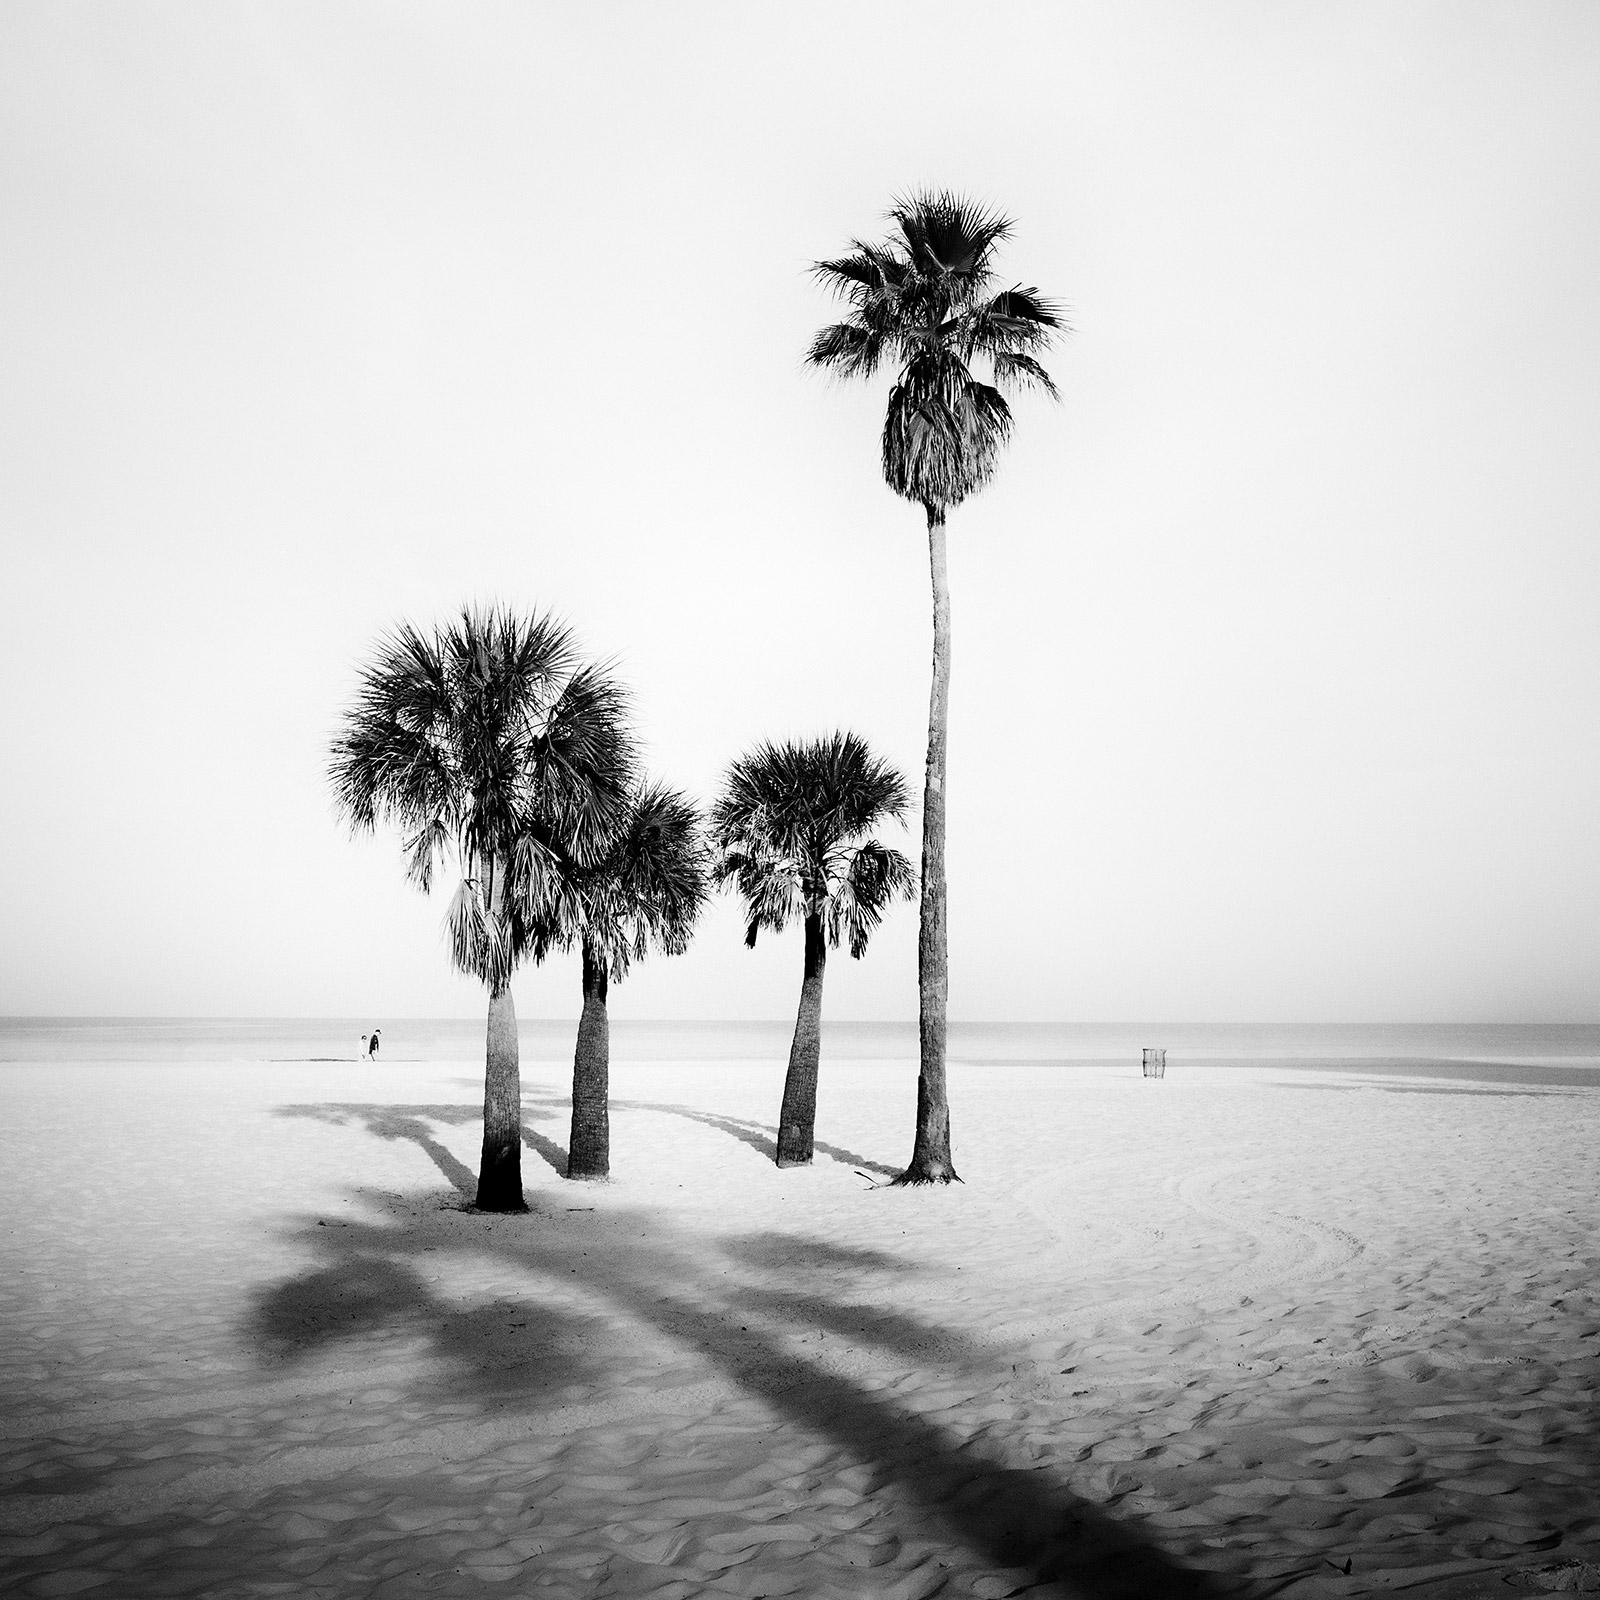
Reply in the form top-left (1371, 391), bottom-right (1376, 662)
top-left (360, 1028), bottom-right (381, 1061)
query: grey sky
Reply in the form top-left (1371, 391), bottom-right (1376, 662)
top-left (3, 2), bottom-right (1598, 1021)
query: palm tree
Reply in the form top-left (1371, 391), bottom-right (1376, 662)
top-left (807, 192), bottom-right (1064, 1183)
top-left (713, 733), bottom-right (915, 1168)
top-left (565, 781), bottom-right (710, 1179)
top-left (329, 605), bottom-right (634, 1212)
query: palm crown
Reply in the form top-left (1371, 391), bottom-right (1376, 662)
top-left (807, 190), bottom-right (1064, 516)
top-left (329, 606), bottom-right (636, 991)
top-left (572, 780), bottom-right (710, 981)
top-left (713, 733), bottom-right (915, 959)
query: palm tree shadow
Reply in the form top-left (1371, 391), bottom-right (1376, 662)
top-left (622, 1101), bottom-right (778, 1161)
top-left (246, 1217), bottom-right (607, 1403)
top-left (243, 1195), bottom-right (1224, 1597)
top-left (520, 1123), bottom-right (569, 1175)
top-left (812, 1136), bottom-right (900, 1179)
top-left (617, 1099), bottom-right (899, 1178)
top-left (647, 1262), bottom-right (1223, 1596)
top-left (516, 1090), bottom-right (571, 1174)
top-left (276, 1099), bottom-right (570, 1190)
top-left (278, 1103), bottom-right (480, 1195)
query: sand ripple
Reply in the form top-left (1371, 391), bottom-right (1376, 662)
top-left (2, 1059), bottom-right (1599, 1597)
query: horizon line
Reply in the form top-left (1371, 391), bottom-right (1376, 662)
top-left (4, 1015), bottom-right (1599, 1028)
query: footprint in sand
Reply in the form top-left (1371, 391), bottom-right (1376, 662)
top-left (996, 1157), bottom-right (1367, 1362)
top-left (1012, 1161), bottom-right (1166, 1275)
top-left (1169, 1161), bottom-right (1365, 1304)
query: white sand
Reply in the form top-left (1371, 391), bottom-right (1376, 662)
top-left (3, 1052), bottom-right (1599, 1599)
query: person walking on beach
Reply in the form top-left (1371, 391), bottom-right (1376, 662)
top-left (368, 1028), bottom-right (380, 1061)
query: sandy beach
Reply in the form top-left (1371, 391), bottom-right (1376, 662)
top-left (3, 1042), bottom-right (1599, 1599)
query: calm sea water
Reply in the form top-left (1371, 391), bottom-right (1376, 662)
top-left (2, 1017), bottom-right (1598, 1072)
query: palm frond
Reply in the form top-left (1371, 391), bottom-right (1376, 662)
top-left (807, 194), bottom-right (1063, 515)
top-left (882, 356), bottom-right (1012, 510)
top-left (498, 607), bottom-right (578, 702)
top-left (504, 828), bottom-right (578, 948)
top-left (579, 781), bottom-right (712, 981)
top-left (713, 734), bottom-right (912, 953)
top-left (445, 875), bottom-right (512, 991)
top-left (531, 661), bottom-right (637, 863)
top-left (402, 817), bottom-right (451, 892)
top-left (888, 190), bottom-right (1011, 286)
top-left (986, 285), bottom-right (1066, 327)
top-left (329, 620), bottom-right (460, 836)
top-left (991, 350), bottom-right (1060, 399)
top-left (961, 287), bottom-right (1066, 365)
top-left (806, 321), bottom-right (884, 380)
top-left (331, 602), bottom-right (643, 994)
top-left (831, 840), bottom-right (918, 959)
top-left (811, 243), bottom-right (906, 300)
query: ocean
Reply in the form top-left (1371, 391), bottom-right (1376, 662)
top-left (2, 1017), bottom-right (1598, 1077)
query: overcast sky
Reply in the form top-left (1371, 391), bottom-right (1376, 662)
top-left (3, 2), bottom-right (1599, 1023)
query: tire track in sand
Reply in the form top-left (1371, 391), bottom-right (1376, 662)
top-left (992, 1158), bottom-right (1365, 1371)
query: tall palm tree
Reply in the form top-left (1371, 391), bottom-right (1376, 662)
top-left (329, 605), bottom-right (634, 1212)
top-left (565, 781), bottom-right (710, 1180)
top-left (713, 733), bottom-right (915, 1168)
top-left (808, 192), bottom-right (1064, 1183)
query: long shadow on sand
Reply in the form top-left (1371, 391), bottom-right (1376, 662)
top-left (1277, 1082), bottom-right (1566, 1098)
top-left (249, 1244), bottom-right (606, 1400)
top-left (299, 1091), bottom-right (904, 1181)
top-left (279, 1100), bottom-right (573, 1183)
top-left (244, 1178), bottom-right (1224, 1597)
top-left (614, 1098), bottom-right (902, 1178)
top-left (1215, 1056), bottom-right (1600, 1089)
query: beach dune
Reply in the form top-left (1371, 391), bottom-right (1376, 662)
top-left (2, 1037), bottom-right (1599, 1598)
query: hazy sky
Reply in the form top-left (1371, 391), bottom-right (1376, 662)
top-left (4, 2), bottom-right (1599, 1023)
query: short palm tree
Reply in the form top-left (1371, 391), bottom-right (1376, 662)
top-left (329, 605), bottom-right (634, 1212)
top-left (808, 191), bottom-right (1064, 1183)
top-left (565, 781), bottom-right (710, 1179)
top-left (713, 733), bottom-right (915, 1168)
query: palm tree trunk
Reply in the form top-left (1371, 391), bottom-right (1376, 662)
top-left (475, 850), bottom-right (526, 1211)
top-left (900, 505), bottom-right (959, 1184)
top-left (776, 911), bottom-right (826, 1167)
top-left (567, 941), bottom-right (611, 1179)
top-left (476, 981), bottom-right (526, 1210)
